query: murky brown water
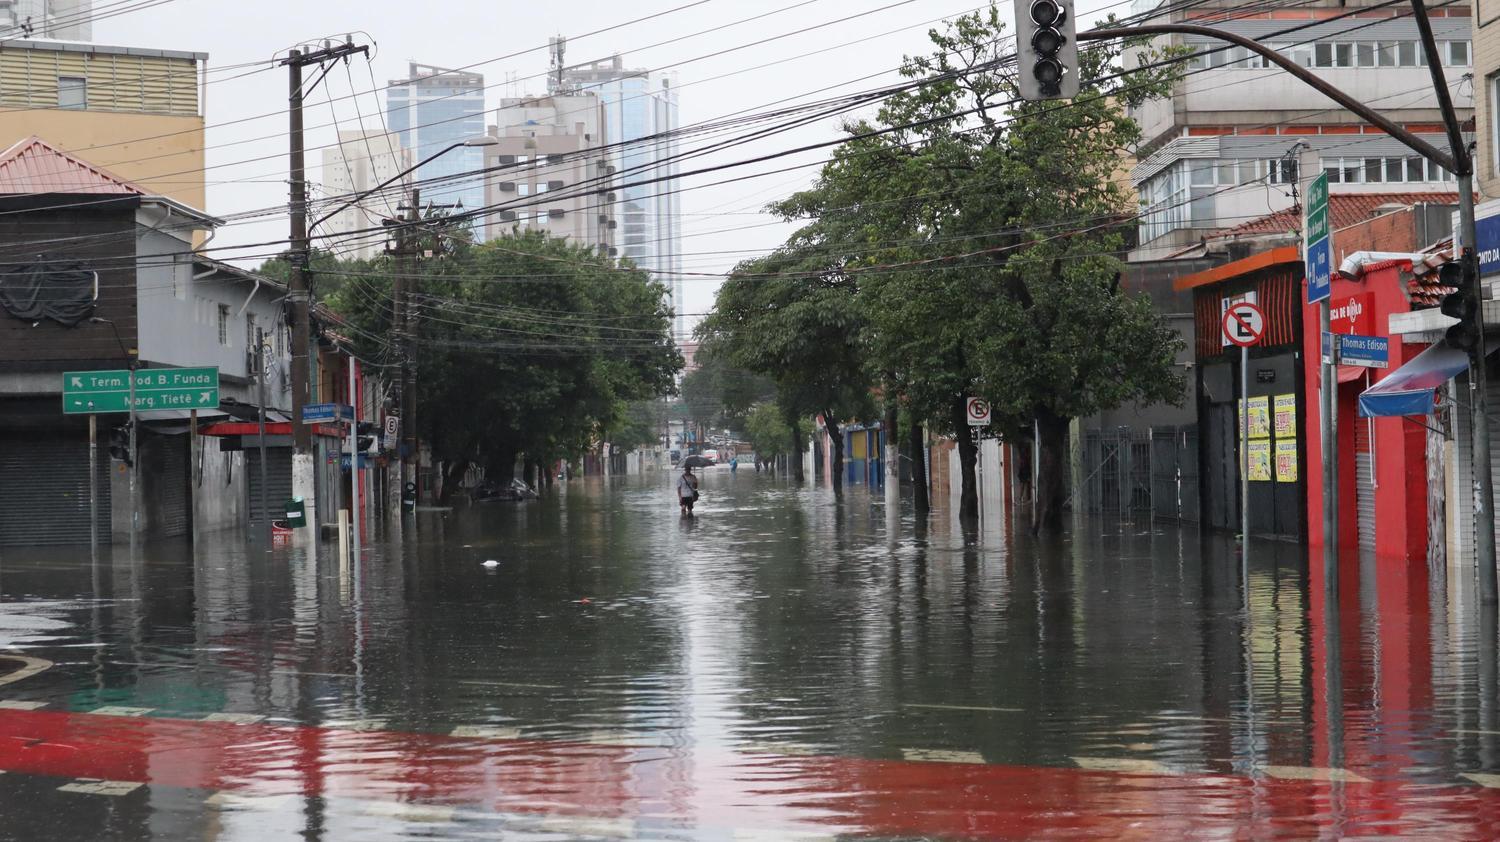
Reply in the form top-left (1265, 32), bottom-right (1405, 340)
top-left (1, 470), bottom-right (1499, 839)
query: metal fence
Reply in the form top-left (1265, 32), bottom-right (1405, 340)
top-left (1080, 425), bottom-right (1198, 522)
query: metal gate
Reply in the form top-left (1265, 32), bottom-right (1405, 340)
top-left (1080, 428), bottom-right (1152, 515)
top-left (246, 448), bottom-right (292, 527)
top-left (150, 434), bottom-right (191, 538)
top-left (1356, 416), bottom-right (1375, 549)
top-left (1149, 425), bottom-right (1200, 522)
top-left (0, 433), bottom-right (110, 546)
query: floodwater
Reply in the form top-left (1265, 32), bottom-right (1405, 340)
top-left (1, 469), bottom-right (1499, 840)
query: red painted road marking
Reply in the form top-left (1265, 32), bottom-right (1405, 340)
top-left (2, 709), bottom-right (1500, 838)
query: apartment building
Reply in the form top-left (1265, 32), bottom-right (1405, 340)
top-left (1128, 0), bottom-right (1473, 258)
top-left (485, 93), bottom-right (614, 252)
top-left (320, 130), bottom-right (413, 260)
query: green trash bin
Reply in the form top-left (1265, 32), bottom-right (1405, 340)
top-left (284, 497), bottom-right (307, 528)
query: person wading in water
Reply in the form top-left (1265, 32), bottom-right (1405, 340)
top-left (677, 465), bottom-right (700, 516)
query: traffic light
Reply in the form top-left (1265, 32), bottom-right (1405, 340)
top-left (1015, 0), bottom-right (1079, 100)
top-left (1438, 261), bottom-right (1481, 353)
top-left (108, 423), bottom-right (132, 466)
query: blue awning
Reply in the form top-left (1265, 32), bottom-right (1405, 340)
top-left (1358, 341), bottom-right (1470, 417)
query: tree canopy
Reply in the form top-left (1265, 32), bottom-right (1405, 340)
top-left (281, 230), bottom-right (681, 496)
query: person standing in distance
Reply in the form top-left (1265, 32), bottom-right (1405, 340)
top-left (678, 465), bottom-right (700, 516)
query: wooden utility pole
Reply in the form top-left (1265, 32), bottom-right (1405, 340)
top-left (281, 39), bottom-right (368, 535)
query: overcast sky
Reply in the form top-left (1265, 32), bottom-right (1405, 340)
top-left (100, 0), bottom-right (1122, 338)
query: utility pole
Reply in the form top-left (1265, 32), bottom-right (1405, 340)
top-left (256, 328), bottom-right (269, 541)
top-left (282, 38), bottom-right (368, 542)
top-left (397, 188), bottom-right (419, 515)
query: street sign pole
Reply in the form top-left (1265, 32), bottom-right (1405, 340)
top-left (1223, 302), bottom-right (1266, 564)
top-left (128, 359), bottom-right (138, 554)
top-left (348, 355), bottom-right (360, 567)
top-left (1322, 302), bottom-right (1337, 595)
top-left (88, 414), bottom-right (97, 555)
top-left (1242, 342), bottom-right (1250, 550)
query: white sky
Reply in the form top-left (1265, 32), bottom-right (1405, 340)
top-left (99, 0), bottom-right (1121, 339)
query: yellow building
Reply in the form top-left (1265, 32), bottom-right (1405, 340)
top-left (0, 39), bottom-right (206, 212)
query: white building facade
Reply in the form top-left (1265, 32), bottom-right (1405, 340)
top-left (484, 93), bottom-right (614, 251)
top-left (1128, 0), bottom-right (1473, 258)
top-left (319, 130), bottom-right (412, 261)
top-left (558, 56), bottom-right (683, 337)
top-left (1, 0), bottom-right (91, 41)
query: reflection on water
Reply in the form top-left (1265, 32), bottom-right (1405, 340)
top-left (0, 471), bottom-right (1498, 839)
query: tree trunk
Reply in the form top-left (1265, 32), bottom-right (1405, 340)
top-left (910, 421), bottom-right (929, 514)
top-left (1033, 409), bottom-right (1070, 534)
top-left (786, 406), bottom-right (805, 483)
top-left (438, 458), bottom-right (469, 505)
top-left (825, 410), bottom-right (844, 494)
top-left (951, 397), bottom-right (978, 521)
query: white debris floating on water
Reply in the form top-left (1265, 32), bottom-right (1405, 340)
top-left (482, 560), bottom-right (500, 568)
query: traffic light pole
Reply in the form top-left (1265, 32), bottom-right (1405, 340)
top-left (1081, 1), bottom-right (1496, 595)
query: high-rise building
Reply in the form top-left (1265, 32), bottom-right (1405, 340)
top-left (386, 63), bottom-right (486, 237)
top-left (320, 131), bottom-right (412, 261)
top-left (1, 0), bottom-right (92, 41)
top-left (1126, 0), bottom-right (1472, 259)
top-left (485, 94), bottom-right (615, 252)
top-left (554, 47), bottom-right (683, 337)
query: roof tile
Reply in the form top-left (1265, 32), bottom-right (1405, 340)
top-left (1222, 192), bottom-right (1460, 237)
top-left (0, 136), bottom-right (147, 196)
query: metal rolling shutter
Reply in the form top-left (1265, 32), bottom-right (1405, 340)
top-left (156, 436), bottom-right (190, 538)
top-left (246, 448), bottom-right (292, 527)
top-left (0, 434), bottom-right (110, 546)
top-left (1356, 418), bottom-right (1375, 549)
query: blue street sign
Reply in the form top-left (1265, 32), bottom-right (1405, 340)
top-left (302, 403), bottom-right (353, 423)
top-left (1306, 235), bottom-right (1332, 304)
top-left (1322, 331), bottom-right (1336, 363)
top-left (339, 453), bottom-right (369, 469)
top-left (1476, 210), bottom-right (1500, 276)
top-left (1336, 333), bottom-right (1389, 369)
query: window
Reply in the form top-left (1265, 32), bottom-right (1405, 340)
top-left (536, 181), bottom-right (549, 194)
top-left (1357, 43), bottom-right (1376, 67)
top-left (518, 183), bottom-right (530, 197)
top-left (57, 76), bottom-right (85, 110)
top-left (1448, 40), bottom-right (1471, 67)
top-left (217, 305), bottom-right (230, 347)
top-left (1315, 43), bottom-right (1334, 67)
top-left (1321, 155), bottom-right (1457, 184)
top-left (1398, 41), bottom-right (1417, 66)
top-left (1335, 43), bottom-right (1354, 67)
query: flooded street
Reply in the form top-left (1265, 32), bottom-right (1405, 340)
top-left (3, 470), bottom-right (1500, 840)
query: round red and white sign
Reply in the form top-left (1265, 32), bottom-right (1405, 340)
top-left (1221, 302), bottom-right (1266, 348)
top-left (966, 397), bottom-right (991, 426)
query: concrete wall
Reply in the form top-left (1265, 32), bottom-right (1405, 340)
top-left (0, 110), bottom-right (206, 213)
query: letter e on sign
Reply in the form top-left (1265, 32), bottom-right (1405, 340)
top-left (966, 397), bottom-right (991, 426)
top-left (1221, 302), bottom-right (1266, 348)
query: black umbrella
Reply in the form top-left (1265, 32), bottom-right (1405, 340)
top-left (681, 455), bottom-right (713, 468)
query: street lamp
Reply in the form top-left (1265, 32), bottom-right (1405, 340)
top-left (90, 316), bottom-right (138, 551)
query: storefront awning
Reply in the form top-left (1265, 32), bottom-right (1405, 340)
top-left (1358, 341), bottom-right (1470, 417)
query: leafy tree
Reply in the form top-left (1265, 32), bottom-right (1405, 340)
top-left (744, 401), bottom-right (796, 466)
top-left (304, 230), bottom-right (680, 499)
top-left (737, 5), bottom-right (1184, 528)
top-left (699, 246), bottom-right (873, 490)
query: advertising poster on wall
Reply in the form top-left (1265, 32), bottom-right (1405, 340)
top-left (1275, 440), bottom-right (1298, 483)
top-left (1239, 397), bottom-right (1272, 439)
top-left (1248, 440), bottom-right (1273, 482)
top-left (1273, 394), bottom-right (1296, 438)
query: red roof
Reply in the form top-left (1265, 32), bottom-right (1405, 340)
top-left (0, 136), bottom-right (147, 196)
top-left (1222, 192), bottom-right (1460, 237)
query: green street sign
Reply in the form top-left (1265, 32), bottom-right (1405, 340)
top-left (1306, 201), bottom-right (1329, 244)
top-left (1306, 171), bottom-right (1328, 214)
top-left (62, 367), bottom-right (220, 415)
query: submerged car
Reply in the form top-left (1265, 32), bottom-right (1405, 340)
top-left (472, 479), bottom-right (539, 502)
